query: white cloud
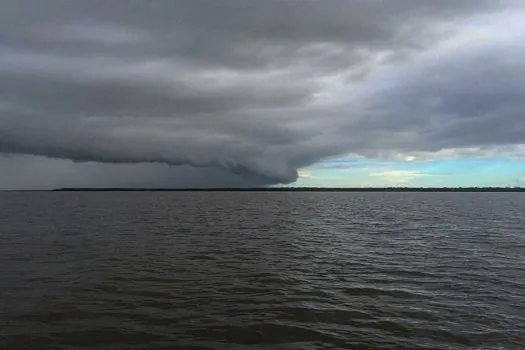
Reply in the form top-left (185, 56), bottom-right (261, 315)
top-left (370, 170), bottom-right (437, 185)
top-left (386, 145), bottom-right (525, 162)
top-left (297, 169), bottom-right (312, 179)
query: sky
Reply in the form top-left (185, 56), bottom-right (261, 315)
top-left (1, 0), bottom-right (525, 189)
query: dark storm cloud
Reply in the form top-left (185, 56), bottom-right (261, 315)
top-left (0, 0), bottom-right (523, 187)
top-left (0, 154), bottom-right (273, 190)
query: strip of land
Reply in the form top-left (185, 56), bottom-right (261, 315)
top-left (44, 187), bottom-right (525, 192)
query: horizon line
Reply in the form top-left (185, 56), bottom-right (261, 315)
top-left (2, 187), bottom-right (525, 193)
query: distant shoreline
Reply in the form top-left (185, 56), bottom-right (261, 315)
top-left (2, 187), bottom-right (524, 192)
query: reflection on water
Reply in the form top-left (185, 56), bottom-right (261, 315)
top-left (1, 192), bottom-right (524, 349)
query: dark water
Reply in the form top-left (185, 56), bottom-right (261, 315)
top-left (1, 192), bottom-right (524, 350)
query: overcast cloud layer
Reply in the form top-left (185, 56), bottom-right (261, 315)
top-left (1, 0), bottom-right (524, 188)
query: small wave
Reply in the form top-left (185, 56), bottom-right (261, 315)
top-left (342, 286), bottom-right (428, 299)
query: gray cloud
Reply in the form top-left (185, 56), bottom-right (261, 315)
top-left (0, 154), bottom-right (273, 190)
top-left (0, 0), bottom-right (523, 188)
top-left (355, 20), bottom-right (525, 155)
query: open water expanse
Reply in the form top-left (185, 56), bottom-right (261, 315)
top-left (1, 192), bottom-right (524, 349)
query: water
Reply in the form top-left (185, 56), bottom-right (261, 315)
top-left (1, 192), bottom-right (524, 349)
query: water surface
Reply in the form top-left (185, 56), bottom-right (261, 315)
top-left (1, 192), bottom-right (524, 349)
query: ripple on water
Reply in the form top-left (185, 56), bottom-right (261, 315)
top-left (1, 192), bottom-right (524, 349)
